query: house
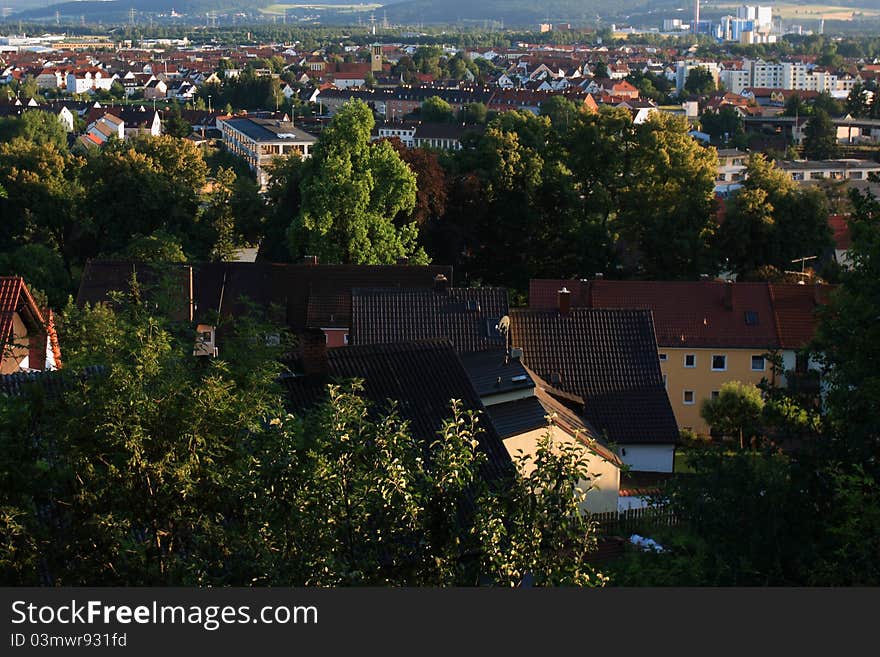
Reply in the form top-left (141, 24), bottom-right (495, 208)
top-left (374, 120), bottom-right (419, 147)
top-left (529, 279), bottom-right (831, 436)
top-left (412, 122), bottom-right (485, 150)
top-left (0, 276), bottom-right (61, 375)
top-left (509, 302), bottom-right (679, 473)
top-left (66, 69), bottom-right (115, 94)
top-left (144, 78), bottom-right (168, 100)
top-left (76, 259), bottom-right (452, 373)
top-left (217, 116), bottom-right (317, 189)
top-left (85, 113), bottom-right (124, 144)
top-left (469, 354), bottom-right (623, 514)
top-left (281, 339), bottom-right (514, 486)
top-left (349, 281), bottom-right (622, 509)
top-left (768, 283), bottom-right (832, 393)
top-left (715, 148), bottom-right (749, 195)
top-left (828, 215), bottom-right (852, 268)
top-left (350, 282), bottom-right (509, 355)
top-left (36, 67), bottom-right (66, 90)
top-left (777, 159), bottom-right (880, 183)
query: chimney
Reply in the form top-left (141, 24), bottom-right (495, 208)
top-left (723, 280), bottom-right (734, 310)
top-left (558, 287), bottom-right (571, 315)
top-left (433, 273), bottom-right (449, 295)
top-left (302, 255), bottom-right (318, 265)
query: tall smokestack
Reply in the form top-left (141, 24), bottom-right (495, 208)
top-left (694, 0), bottom-right (700, 32)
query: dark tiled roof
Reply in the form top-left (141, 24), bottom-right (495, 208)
top-left (486, 395), bottom-right (549, 440)
top-left (0, 366), bottom-right (104, 398)
top-left (77, 260), bottom-right (453, 332)
top-left (510, 308), bottom-right (678, 445)
top-left (223, 117), bottom-right (317, 143)
top-left (530, 279), bottom-right (780, 349)
top-left (459, 350), bottom-right (533, 399)
top-left (281, 340), bottom-right (513, 482)
top-left (351, 287), bottom-right (509, 354)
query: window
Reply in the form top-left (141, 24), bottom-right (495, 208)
top-left (684, 354), bottom-right (696, 368)
top-left (751, 355), bottom-right (765, 371)
top-left (744, 311), bottom-right (759, 325)
top-left (711, 390), bottom-right (720, 399)
top-left (343, 333), bottom-right (350, 345)
top-left (712, 354), bottom-right (727, 371)
top-left (663, 374), bottom-right (668, 389)
top-left (683, 390), bottom-right (695, 405)
top-left (659, 353), bottom-right (668, 362)
top-left (795, 353), bottom-right (809, 374)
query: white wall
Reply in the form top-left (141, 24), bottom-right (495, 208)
top-left (503, 426), bottom-right (621, 514)
top-left (617, 444), bottom-right (675, 473)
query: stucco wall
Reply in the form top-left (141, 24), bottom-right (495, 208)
top-left (617, 444), bottom-right (675, 474)
top-left (503, 426), bottom-right (620, 514)
top-left (1, 312), bottom-right (29, 374)
top-left (660, 347), bottom-right (774, 435)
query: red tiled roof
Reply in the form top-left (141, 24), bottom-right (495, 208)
top-left (530, 280), bottom-right (780, 349)
top-left (0, 276), bottom-right (45, 351)
top-left (531, 279), bottom-right (837, 351)
top-left (768, 283), bottom-right (834, 350)
top-left (829, 214), bottom-right (851, 250)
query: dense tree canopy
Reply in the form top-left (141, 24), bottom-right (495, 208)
top-left (0, 283), bottom-right (607, 586)
top-left (288, 100), bottom-right (427, 264)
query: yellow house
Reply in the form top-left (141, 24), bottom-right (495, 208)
top-left (462, 350), bottom-right (623, 514)
top-left (493, 378), bottom-right (623, 514)
top-left (528, 279), bottom-right (812, 437)
top-left (658, 346), bottom-right (775, 434)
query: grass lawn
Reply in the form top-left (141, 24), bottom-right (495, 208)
top-left (674, 450), bottom-right (695, 473)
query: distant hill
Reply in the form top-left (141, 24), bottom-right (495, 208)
top-left (383, 0), bottom-right (686, 27)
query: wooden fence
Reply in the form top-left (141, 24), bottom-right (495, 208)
top-left (590, 506), bottom-right (678, 537)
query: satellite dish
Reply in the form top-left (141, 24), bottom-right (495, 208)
top-left (496, 315), bottom-right (510, 336)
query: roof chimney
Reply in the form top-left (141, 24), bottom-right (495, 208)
top-left (723, 280), bottom-right (734, 310)
top-left (302, 255), bottom-right (318, 265)
top-left (558, 286), bottom-right (571, 315)
top-left (433, 273), bottom-right (449, 294)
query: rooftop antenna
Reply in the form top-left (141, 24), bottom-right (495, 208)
top-left (785, 255), bottom-right (818, 282)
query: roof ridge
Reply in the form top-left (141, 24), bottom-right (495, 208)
top-left (767, 282), bottom-right (785, 350)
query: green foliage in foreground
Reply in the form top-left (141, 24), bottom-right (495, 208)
top-left (0, 282), bottom-right (605, 586)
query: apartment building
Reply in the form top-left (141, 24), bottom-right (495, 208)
top-left (218, 116), bottom-right (317, 189)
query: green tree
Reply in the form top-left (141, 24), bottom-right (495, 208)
top-left (163, 102), bottom-right (192, 138)
top-left (684, 67), bottom-right (716, 95)
top-left (0, 110), bottom-right (68, 150)
top-left (803, 109), bottom-right (841, 161)
top-left (700, 381), bottom-right (765, 448)
top-left (0, 281), bottom-right (607, 586)
top-left (846, 82), bottom-right (871, 118)
top-left (700, 106), bottom-right (746, 146)
top-left (814, 184), bottom-right (880, 472)
top-left (420, 96), bottom-right (454, 122)
top-left (117, 229), bottom-right (188, 263)
top-left (617, 112), bottom-right (719, 278)
top-left (458, 102), bottom-right (488, 124)
top-left (288, 100), bottom-right (426, 264)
